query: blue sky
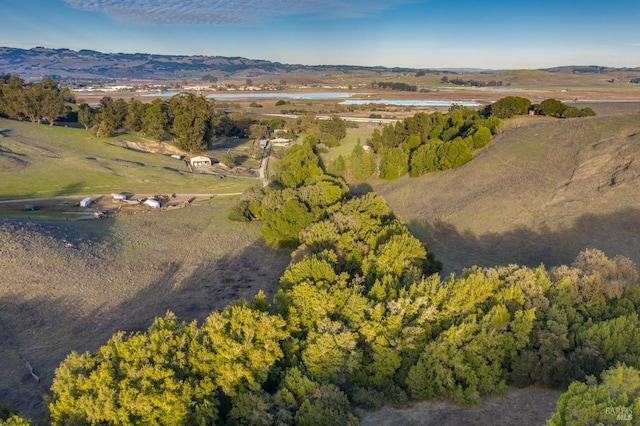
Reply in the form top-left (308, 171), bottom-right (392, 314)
top-left (2, 0), bottom-right (639, 69)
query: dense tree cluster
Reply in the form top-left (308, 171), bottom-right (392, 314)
top-left (374, 82), bottom-right (418, 92)
top-left (537, 98), bottom-right (596, 118)
top-left (368, 106), bottom-right (501, 179)
top-left (319, 116), bottom-right (348, 147)
top-left (329, 94), bottom-right (603, 181)
top-left (483, 96), bottom-right (532, 119)
top-left (0, 74), bottom-right (71, 125)
top-left (1, 74), bottom-right (257, 153)
top-left (440, 76), bottom-right (504, 87)
top-left (230, 145), bottom-right (347, 247)
top-left (549, 364), bottom-right (640, 424)
top-left (482, 95), bottom-right (596, 119)
top-left (49, 302), bottom-right (290, 425)
top-left (77, 93), bottom-right (253, 151)
top-left (325, 96), bottom-right (593, 182)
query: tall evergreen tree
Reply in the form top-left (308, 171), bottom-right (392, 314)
top-left (143, 98), bottom-right (170, 141)
top-left (169, 93), bottom-right (213, 152)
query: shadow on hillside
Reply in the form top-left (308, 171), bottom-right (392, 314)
top-left (87, 242), bottom-right (292, 338)
top-left (209, 138), bottom-right (251, 150)
top-left (163, 166), bottom-right (185, 174)
top-left (54, 182), bottom-right (87, 197)
top-left (349, 182), bottom-right (374, 196)
top-left (408, 207), bottom-right (640, 276)
top-left (0, 294), bottom-right (71, 419)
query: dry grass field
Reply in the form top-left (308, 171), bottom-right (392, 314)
top-left (362, 386), bottom-right (562, 426)
top-left (0, 199), bottom-right (292, 422)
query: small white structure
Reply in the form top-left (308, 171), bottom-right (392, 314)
top-left (170, 154), bottom-right (183, 160)
top-left (190, 156), bottom-right (211, 167)
top-left (112, 193), bottom-right (130, 201)
top-left (144, 199), bottom-right (161, 208)
top-left (259, 139), bottom-right (268, 149)
top-left (80, 197), bottom-right (91, 207)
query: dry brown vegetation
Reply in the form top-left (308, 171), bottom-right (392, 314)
top-left (0, 198), bottom-right (291, 421)
top-left (361, 386), bottom-right (562, 426)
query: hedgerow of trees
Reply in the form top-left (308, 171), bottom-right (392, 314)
top-left (38, 141), bottom-right (640, 425)
top-left (1, 74), bottom-right (261, 153)
top-left (482, 95), bottom-right (596, 119)
top-left (0, 74), bottom-right (72, 125)
top-left (440, 76), bottom-right (504, 87)
top-left (325, 96), bottom-right (597, 182)
top-left (366, 106), bottom-right (501, 180)
top-left (374, 82), bottom-right (418, 92)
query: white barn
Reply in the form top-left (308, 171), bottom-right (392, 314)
top-left (190, 156), bottom-right (211, 167)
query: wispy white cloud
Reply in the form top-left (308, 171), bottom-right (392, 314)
top-left (63, 0), bottom-right (403, 26)
top-left (0, 41), bottom-right (48, 48)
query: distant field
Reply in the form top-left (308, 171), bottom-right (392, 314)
top-left (0, 118), bottom-right (255, 200)
top-left (321, 122), bottom-right (381, 162)
top-left (374, 106), bottom-right (640, 275)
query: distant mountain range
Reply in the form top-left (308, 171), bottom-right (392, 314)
top-left (0, 46), bottom-right (424, 81)
top-left (2, 47), bottom-right (639, 82)
top-left (543, 65), bottom-right (640, 74)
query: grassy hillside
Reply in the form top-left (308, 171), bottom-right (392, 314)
top-left (0, 118), bottom-right (254, 199)
top-left (374, 111), bottom-right (640, 275)
top-left (0, 198), bottom-right (292, 421)
top-left (0, 117), bottom-right (291, 421)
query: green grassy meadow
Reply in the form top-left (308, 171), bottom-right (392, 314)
top-left (318, 122), bottom-right (380, 166)
top-left (0, 118), bottom-right (255, 199)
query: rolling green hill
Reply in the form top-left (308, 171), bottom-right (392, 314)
top-left (374, 112), bottom-right (640, 274)
top-left (0, 118), bottom-right (253, 200)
